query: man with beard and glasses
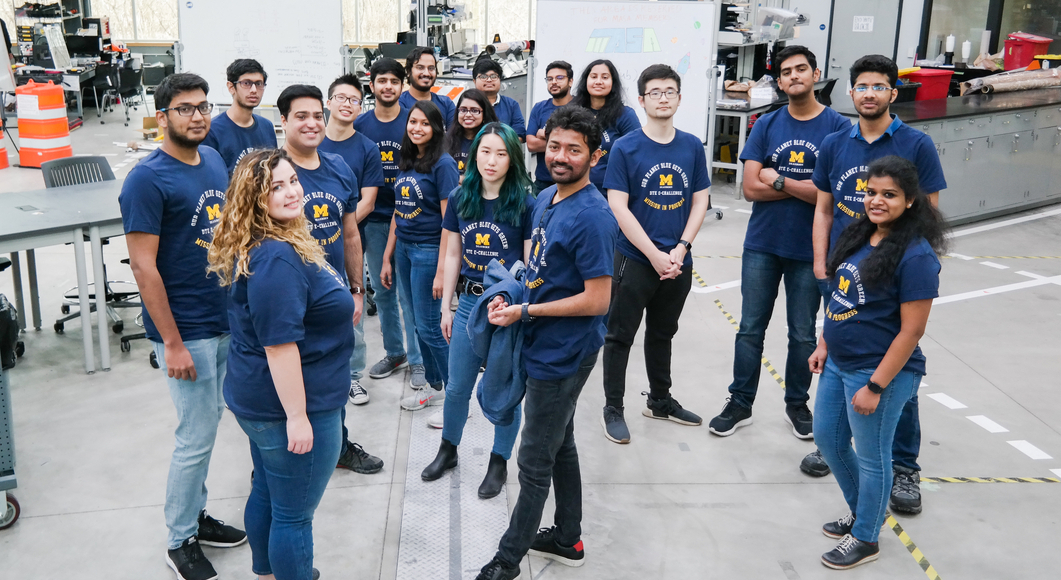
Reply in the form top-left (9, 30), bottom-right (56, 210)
top-left (355, 58), bottom-right (427, 388)
top-left (527, 60), bottom-right (574, 195)
top-left (807, 54), bottom-right (946, 516)
top-left (201, 59), bottom-right (277, 173)
top-left (473, 58), bottom-right (526, 140)
top-left (600, 64), bottom-right (711, 445)
top-left (399, 47), bottom-right (457, 130)
top-left (475, 106), bottom-right (618, 580)
top-left (120, 73), bottom-right (247, 580)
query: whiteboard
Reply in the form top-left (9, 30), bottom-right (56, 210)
top-left (533, 0), bottom-right (720, 141)
top-left (178, 0), bottom-right (343, 106)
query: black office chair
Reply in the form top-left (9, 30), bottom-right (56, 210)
top-left (41, 156), bottom-right (141, 335)
top-left (117, 66), bottom-right (150, 127)
top-left (83, 63), bottom-right (120, 123)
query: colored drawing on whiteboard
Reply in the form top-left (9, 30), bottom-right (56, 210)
top-left (586, 28), bottom-right (661, 53)
top-left (677, 53), bottom-right (690, 75)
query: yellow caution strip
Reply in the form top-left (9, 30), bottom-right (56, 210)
top-left (922, 476), bottom-right (1060, 483)
top-left (885, 515), bottom-right (942, 580)
top-left (714, 299), bottom-right (786, 389)
top-left (692, 268), bottom-right (708, 289)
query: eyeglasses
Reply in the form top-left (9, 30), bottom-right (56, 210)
top-left (477, 74), bottom-right (500, 81)
top-left (644, 89), bottom-right (679, 100)
top-left (160, 103), bottom-right (214, 117)
top-left (853, 85), bottom-right (892, 93)
top-left (331, 94), bottom-right (361, 105)
top-left (545, 75), bottom-right (568, 82)
top-left (458, 107), bottom-right (483, 116)
top-left (236, 80), bottom-right (265, 90)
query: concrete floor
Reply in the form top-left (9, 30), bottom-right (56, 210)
top-left (2, 107), bottom-right (1060, 579)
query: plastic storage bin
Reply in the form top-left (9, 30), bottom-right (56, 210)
top-left (894, 81), bottom-right (922, 103)
top-left (904, 69), bottom-right (954, 101)
top-left (1004, 33), bottom-right (1053, 70)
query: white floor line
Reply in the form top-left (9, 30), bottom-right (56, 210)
top-left (967, 415), bottom-right (1009, 433)
top-left (979, 261), bottom-right (1009, 270)
top-left (1050, 468), bottom-right (1061, 479)
top-left (691, 279), bottom-right (741, 294)
top-left (933, 275), bottom-right (1061, 305)
top-left (1008, 440), bottom-right (1053, 460)
top-left (951, 207), bottom-right (1061, 238)
top-left (947, 252), bottom-right (974, 260)
top-left (713, 205), bottom-right (730, 210)
top-left (927, 392), bottom-right (967, 409)
top-left (1016, 271), bottom-right (1047, 279)
top-left (734, 208), bottom-right (753, 214)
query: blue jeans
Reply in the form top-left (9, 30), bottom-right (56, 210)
top-left (236, 408), bottom-right (342, 579)
top-left (442, 293), bottom-right (521, 459)
top-left (816, 277), bottom-right (921, 471)
top-left (152, 334), bottom-right (231, 549)
top-left (395, 239), bottom-right (449, 387)
top-left (727, 249), bottom-right (819, 409)
top-left (496, 351), bottom-right (598, 566)
top-left (813, 359), bottom-right (921, 543)
top-left (360, 220), bottom-right (421, 371)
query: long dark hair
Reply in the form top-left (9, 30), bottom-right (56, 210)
top-left (572, 59), bottom-right (626, 129)
top-left (826, 156), bottom-right (948, 288)
top-left (454, 123), bottom-right (531, 227)
top-left (444, 89), bottom-right (498, 160)
top-left (398, 100), bottom-right (446, 173)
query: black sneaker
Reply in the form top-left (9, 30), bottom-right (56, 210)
top-left (601, 405), bottom-right (630, 444)
top-left (821, 534), bottom-right (880, 570)
top-left (166, 537), bottom-right (218, 580)
top-left (800, 449), bottom-right (831, 477)
top-left (366, 292), bottom-right (377, 316)
top-left (337, 441), bottom-right (384, 474)
top-left (475, 556), bottom-right (521, 580)
top-left (528, 526), bottom-right (585, 567)
top-left (784, 403), bottom-right (814, 439)
top-left (369, 354), bottom-right (408, 379)
top-left (707, 398), bottom-right (752, 436)
top-left (196, 510), bottom-right (247, 547)
top-left (642, 392), bottom-right (702, 425)
top-left (822, 512), bottom-right (855, 539)
top-left (890, 466), bottom-right (922, 514)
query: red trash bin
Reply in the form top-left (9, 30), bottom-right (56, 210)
top-left (1004, 32), bottom-right (1053, 70)
top-left (904, 69), bottom-right (954, 101)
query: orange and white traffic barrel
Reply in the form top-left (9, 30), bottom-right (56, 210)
top-left (16, 80), bottom-right (73, 168)
top-left (0, 118), bottom-right (9, 170)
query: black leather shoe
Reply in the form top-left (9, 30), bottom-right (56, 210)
top-left (422, 439), bottom-right (458, 481)
top-left (478, 453), bottom-right (507, 499)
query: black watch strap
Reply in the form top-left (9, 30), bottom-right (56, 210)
top-left (867, 380), bottom-right (884, 394)
top-left (678, 239), bottom-right (692, 252)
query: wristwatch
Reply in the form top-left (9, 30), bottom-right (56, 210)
top-left (678, 239), bottom-right (692, 252)
top-left (866, 380), bottom-right (884, 394)
top-left (350, 287), bottom-right (363, 295)
top-left (522, 303), bottom-right (536, 323)
top-left (773, 175), bottom-right (786, 191)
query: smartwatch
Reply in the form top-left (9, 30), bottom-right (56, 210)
top-left (521, 303), bottom-right (536, 323)
top-left (678, 239), bottom-right (692, 252)
top-left (350, 287), bottom-right (363, 295)
top-left (773, 175), bottom-right (786, 191)
top-left (866, 380), bottom-right (884, 394)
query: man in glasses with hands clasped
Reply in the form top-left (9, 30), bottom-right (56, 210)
top-left (120, 73), bottom-right (248, 580)
top-left (527, 60), bottom-right (574, 195)
top-left (201, 59), bottom-right (278, 174)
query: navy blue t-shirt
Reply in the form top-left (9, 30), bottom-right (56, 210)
top-left (295, 151), bottom-right (359, 275)
top-left (453, 136), bottom-right (473, 174)
top-left (399, 91), bottom-right (456, 130)
top-left (200, 112), bottom-right (278, 174)
top-left (492, 95), bottom-right (526, 138)
top-left (224, 239), bottom-right (355, 421)
top-left (354, 107), bottom-right (409, 222)
top-left (319, 131), bottom-right (387, 202)
top-left (441, 189), bottom-right (534, 281)
top-left (741, 107), bottom-right (851, 262)
top-left (589, 106), bottom-right (641, 193)
top-left (813, 115), bottom-right (947, 249)
top-left (604, 128), bottom-right (710, 267)
top-left (119, 147), bottom-right (230, 342)
top-left (394, 154), bottom-right (460, 244)
top-left (523, 183), bottom-right (619, 381)
top-left (527, 98), bottom-right (564, 183)
top-left (823, 238), bottom-right (940, 375)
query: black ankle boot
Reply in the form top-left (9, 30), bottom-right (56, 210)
top-left (478, 453), bottom-right (507, 499)
top-left (422, 439), bottom-right (458, 481)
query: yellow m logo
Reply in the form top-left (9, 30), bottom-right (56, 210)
top-left (401, 186), bottom-right (410, 198)
top-left (838, 275), bottom-right (850, 294)
top-left (206, 204), bottom-right (221, 220)
top-left (313, 205), bottom-right (329, 218)
top-left (789, 151), bottom-right (805, 163)
top-left (381, 151), bottom-right (394, 162)
top-left (659, 174), bottom-right (673, 187)
top-left (533, 242), bottom-right (540, 257)
top-left (458, 160), bottom-right (465, 170)
top-left (856, 178), bottom-right (868, 192)
top-left (475, 233), bottom-right (491, 246)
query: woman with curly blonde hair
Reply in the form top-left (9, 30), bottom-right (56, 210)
top-left (207, 148), bottom-right (354, 580)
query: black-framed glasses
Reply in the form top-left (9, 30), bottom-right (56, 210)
top-left (477, 74), bottom-right (500, 81)
top-left (458, 107), bottom-right (483, 116)
top-left (545, 75), bottom-right (568, 83)
top-left (853, 85), bottom-right (892, 93)
top-left (331, 94), bottom-right (361, 105)
top-left (236, 80), bottom-right (265, 90)
top-left (159, 103), bottom-right (213, 117)
top-left (644, 89), bottom-right (679, 100)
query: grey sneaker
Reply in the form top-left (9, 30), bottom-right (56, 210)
top-left (410, 363), bottom-right (427, 389)
top-left (369, 354), bottom-right (408, 379)
top-left (401, 386), bottom-right (445, 410)
top-left (890, 466), bottom-right (922, 514)
top-left (600, 405), bottom-right (631, 444)
top-left (348, 380), bottom-right (369, 405)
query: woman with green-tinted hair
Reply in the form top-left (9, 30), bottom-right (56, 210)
top-left (420, 122), bottom-right (534, 498)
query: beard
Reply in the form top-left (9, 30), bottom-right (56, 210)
top-left (857, 102), bottom-right (889, 121)
top-left (377, 94), bottom-right (400, 108)
top-left (550, 87), bottom-right (570, 100)
top-left (548, 160), bottom-right (588, 184)
top-left (169, 128), bottom-right (206, 149)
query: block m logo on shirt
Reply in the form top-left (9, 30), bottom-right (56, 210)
top-left (838, 275), bottom-right (851, 294)
top-left (381, 151), bottom-right (394, 162)
top-left (313, 205), bottom-right (329, 219)
top-left (401, 186), bottom-right (410, 198)
top-left (206, 204), bottom-right (222, 220)
top-left (659, 174), bottom-right (673, 187)
top-left (475, 233), bottom-right (491, 246)
top-left (856, 178), bottom-right (868, 192)
top-left (789, 151), bottom-right (805, 164)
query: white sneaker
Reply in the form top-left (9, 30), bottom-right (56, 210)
top-left (427, 410), bottom-right (444, 429)
top-left (401, 388), bottom-right (445, 411)
top-left (349, 380), bottom-right (369, 405)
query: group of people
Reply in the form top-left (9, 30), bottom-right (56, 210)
top-left (117, 43), bottom-right (947, 580)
